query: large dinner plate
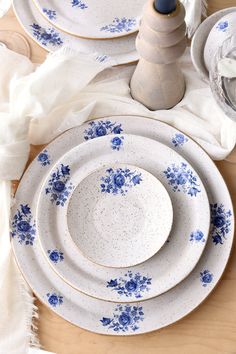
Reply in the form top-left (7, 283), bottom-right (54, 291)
top-left (13, 0), bottom-right (139, 65)
top-left (36, 133), bottom-right (209, 301)
top-left (33, 0), bottom-right (145, 39)
top-left (11, 116), bottom-right (234, 335)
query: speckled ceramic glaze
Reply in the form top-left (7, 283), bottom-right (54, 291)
top-left (66, 164), bottom-right (173, 268)
top-left (11, 117), bottom-right (234, 334)
top-left (204, 12), bottom-right (236, 72)
top-left (191, 7), bottom-right (236, 81)
top-left (33, 0), bottom-right (145, 39)
top-left (36, 132), bottom-right (209, 301)
top-left (13, 0), bottom-right (138, 65)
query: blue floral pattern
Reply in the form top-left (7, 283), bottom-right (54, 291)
top-left (30, 23), bottom-right (63, 47)
top-left (71, 0), bottom-right (88, 9)
top-left (107, 271), bottom-right (152, 299)
top-left (216, 20), bottom-right (229, 32)
top-left (100, 17), bottom-right (136, 33)
top-left (200, 270), bottom-right (213, 287)
top-left (100, 305), bottom-right (144, 332)
top-left (43, 8), bottom-right (57, 20)
top-left (111, 136), bottom-right (124, 151)
top-left (47, 249), bottom-right (64, 263)
top-left (190, 230), bottom-right (205, 243)
top-left (11, 204), bottom-right (36, 246)
top-left (45, 164), bottom-right (74, 206)
top-left (84, 120), bottom-right (123, 140)
top-left (37, 149), bottom-right (51, 166)
top-left (47, 293), bottom-right (63, 307)
top-left (210, 203), bottom-right (232, 245)
top-left (172, 133), bottom-right (188, 147)
top-left (163, 162), bottom-right (200, 197)
top-left (101, 167), bottom-right (142, 196)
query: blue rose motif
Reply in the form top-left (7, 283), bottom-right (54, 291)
top-left (177, 172), bottom-right (188, 185)
top-left (45, 164), bottom-right (74, 206)
top-left (101, 17), bottom-right (136, 33)
top-left (164, 162), bottom-right (200, 197)
top-left (190, 230), bottom-right (205, 243)
top-left (111, 136), bottom-right (124, 151)
top-left (38, 153), bottom-right (47, 162)
top-left (216, 20), bottom-right (229, 32)
top-left (17, 221), bottom-right (31, 232)
top-left (53, 181), bottom-right (65, 192)
top-left (48, 249), bottom-right (64, 263)
top-left (50, 251), bottom-right (59, 262)
top-left (48, 294), bottom-right (58, 306)
top-left (112, 137), bottom-right (122, 145)
top-left (101, 168), bottom-right (143, 196)
top-left (200, 270), bottom-right (213, 287)
top-left (71, 0), bottom-right (88, 9)
top-left (212, 215), bottom-right (225, 228)
top-left (210, 203), bottom-right (232, 245)
top-left (100, 305), bottom-right (144, 332)
top-left (30, 24), bottom-right (63, 47)
top-left (47, 293), bottom-right (63, 307)
top-left (172, 133), bottom-right (188, 147)
top-left (106, 271), bottom-right (152, 299)
top-left (113, 173), bottom-right (125, 188)
top-left (125, 280), bottom-right (137, 292)
top-left (43, 8), bottom-right (57, 20)
top-left (119, 313), bottom-right (131, 326)
top-left (96, 125), bottom-right (107, 136)
top-left (84, 120), bottom-right (123, 140)
top-left (11, 204), bottom-right (36, 246)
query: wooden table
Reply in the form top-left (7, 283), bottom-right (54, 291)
top-left (1, 1), bottom-right (236, 353)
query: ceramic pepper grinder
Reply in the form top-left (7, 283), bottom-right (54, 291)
top-left (130, 0), bottom-right (187, 110)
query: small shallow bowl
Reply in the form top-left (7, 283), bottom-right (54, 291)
top-left (204, 12), bottom-right (236, 72)
top-left (68, 164), bottom-right (173, 268)
top-left (191, 7), bottom-right (236, 82)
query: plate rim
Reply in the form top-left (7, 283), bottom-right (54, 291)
top-left (11, 115), bottom-right (235, 335)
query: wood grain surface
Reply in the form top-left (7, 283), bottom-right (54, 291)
top-left (1, 1), bottom-right (236, 353)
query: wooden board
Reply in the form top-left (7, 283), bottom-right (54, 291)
top-left (1, 1), bottom-right (236, 353)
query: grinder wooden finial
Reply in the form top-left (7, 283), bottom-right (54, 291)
top-left (130, 0), bottom-right (187, 110)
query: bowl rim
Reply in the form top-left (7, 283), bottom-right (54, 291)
top-left (191, 7), bottom-right (236, 82)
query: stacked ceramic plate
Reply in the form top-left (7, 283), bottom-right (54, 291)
top-left (11, 116), bottom-right (234, 335)
top-left (12, 0), bottom-right (146, 65)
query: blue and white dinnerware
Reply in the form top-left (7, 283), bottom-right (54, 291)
top-left (36, 133), bottom-right (209, 301)
top-left (65, 164), bottom-right (173, 268)
top-left (13, 0), bottom-right (139, 65)
top-left (33, 0), bottom-right (145, 39)
top-left (11, 116), bottom-right (234, 335)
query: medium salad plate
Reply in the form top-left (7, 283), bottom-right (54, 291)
top-left (11, 116), bottom-right (234, 335)
top-left (33, 0), bottom-right (145, 39)
top-left (13, 0), bottom-right (139, 65)
top-left (36, 133), bottom-right (209, 301)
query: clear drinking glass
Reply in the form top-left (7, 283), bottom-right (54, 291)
top-left (209, 35), bottom-right (236, 163)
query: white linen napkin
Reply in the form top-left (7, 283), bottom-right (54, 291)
top-left (0, 45), bottom-right (235, 354)
top-left (180, 0), bottom-right (207, 37)
top-left (0, 0), bottom-right (11, 18)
